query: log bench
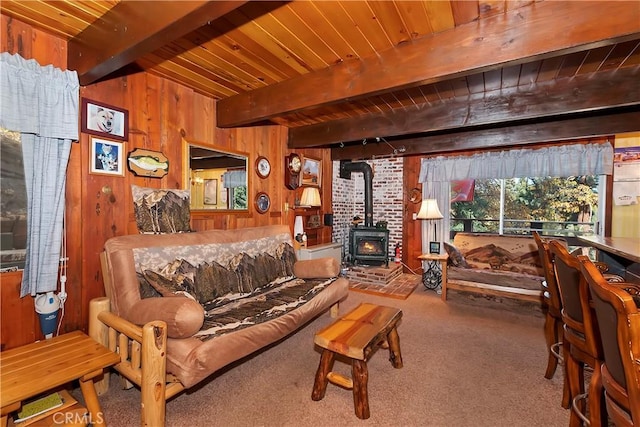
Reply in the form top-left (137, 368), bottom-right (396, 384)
top-left (311, 303), bottom-right (403, 419)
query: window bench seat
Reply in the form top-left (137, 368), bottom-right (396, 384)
top-left (443, 233), bottom-right (547, 304)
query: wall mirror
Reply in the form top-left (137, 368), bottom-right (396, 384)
top-left (183, 140), bottom-right (249, 211)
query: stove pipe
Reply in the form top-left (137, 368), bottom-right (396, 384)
top-left (340, 160), bottom-right (374, 227)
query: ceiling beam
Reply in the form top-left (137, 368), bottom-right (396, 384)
top-left (331, 109), bottom-right (640, 161)
top-left (291, 67), bottom-right (640, 148)
top-left (69, 1), bottom-right (247, 86)
top-left (217, 1), bottom-right (640, 127)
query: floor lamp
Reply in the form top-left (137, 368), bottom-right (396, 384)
top-left (417, 198), bottom-right (443, 254)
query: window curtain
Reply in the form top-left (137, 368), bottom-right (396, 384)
top-left (418, 142), bottom-right (614, 248)
top-left (0, 53), bottom-right (79, 297)
top-left (222, 170), bottom-right (246, 188)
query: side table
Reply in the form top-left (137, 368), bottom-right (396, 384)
top-left (1, 331), bottom-right (120, 427)
top-left (418, 253), bottom-right (448, 300)
top-left (312, 303), bottom-right (403, 419)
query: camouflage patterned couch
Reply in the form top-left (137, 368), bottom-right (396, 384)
top-left (92, 225), bottom-right (348, 425)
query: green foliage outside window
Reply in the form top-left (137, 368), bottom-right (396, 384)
top-left (232, 186), bottom-right (247, 210)
top-left (451, 176), bottom-right (600, 236)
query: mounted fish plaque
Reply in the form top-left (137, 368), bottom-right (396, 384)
top-left (127, 148), bottom-right (169, 178)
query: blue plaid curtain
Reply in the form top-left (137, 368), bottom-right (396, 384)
top-left (0, 53), bottom-right (79, 297)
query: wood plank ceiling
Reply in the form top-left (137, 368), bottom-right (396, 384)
top-left (2, 0), bottom-right (639, 160)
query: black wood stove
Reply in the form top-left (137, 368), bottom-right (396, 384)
top-left (341, 160), bottom-right (389, 267)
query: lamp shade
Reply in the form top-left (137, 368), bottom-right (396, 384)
top-left (300, 187), bottom-right (321, 207)
top-left (416, 198), bottom-right (443, 220)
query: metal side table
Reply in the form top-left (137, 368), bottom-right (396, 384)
top-left (418, 253), bottom-right (448, 299)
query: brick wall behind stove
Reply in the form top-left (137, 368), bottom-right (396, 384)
top-left (331, 158), bottom-right (404, 258)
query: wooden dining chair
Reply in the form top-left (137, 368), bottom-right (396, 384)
top-left (580, 257), bottom-right (640, 427)
top-left (532, 231), bottom-right (571, 409)
top-left (549, 240), bottom-right (607, 427)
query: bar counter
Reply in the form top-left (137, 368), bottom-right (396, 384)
top-left (577, 236), bottom-right (640, 263)
top-left (578, 235), bottom-right (640, 283)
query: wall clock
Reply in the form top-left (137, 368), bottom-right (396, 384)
top-left (255, 156), bottom-right (271, 179)
top-left (285, 153), bottom-right (302, 190)
top-left (255, 192), bottom-right (271, 214)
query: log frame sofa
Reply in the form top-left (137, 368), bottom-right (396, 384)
top-left (443, 232), bottom-right (548, 303)
top-left (89, 225), bottom-right (349, 426)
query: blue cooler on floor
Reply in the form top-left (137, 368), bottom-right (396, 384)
top-left (35, 292), bottom-right (60, 339)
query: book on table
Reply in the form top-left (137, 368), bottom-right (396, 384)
top-left (13, 392), bottom-right (64, 424)
top-left (13, 392), bottom-right (69, 424)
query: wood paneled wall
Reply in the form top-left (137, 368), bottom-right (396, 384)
top-left (0, 14), bottom-right (333, 350)
top-left (402, 155), bottom-right (424, 273)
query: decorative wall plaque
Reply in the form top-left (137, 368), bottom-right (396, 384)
top-left (127, 148), bottom-right (169, 178)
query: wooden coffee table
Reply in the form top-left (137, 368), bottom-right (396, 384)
top-left (311, 303), bottom-right (403, 419)
top-left (0, 331), bottom-right (119, 427)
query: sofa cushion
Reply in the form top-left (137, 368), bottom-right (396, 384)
top-left (133, 233), bottom-right (297, 305)
top-left (141, 266), bottom-right (197, 299)
top-left (443, 241), bottom-right (470, 268)
top-left (166, 276), bottom-right (349, 388)
top-left (195, 276), bottom-right (337, 342)
top-left (131, 185), bottom-right (191, 234)
top-left (128, 231), bottom-right (340, 343)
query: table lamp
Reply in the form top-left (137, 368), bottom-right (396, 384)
top-left (417, 198), bottom-right (443, 254)
top-left (300, 187), bottom-right (321, 207)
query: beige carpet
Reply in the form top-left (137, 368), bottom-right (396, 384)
top-left (79, 289), bottom-right (570, 426)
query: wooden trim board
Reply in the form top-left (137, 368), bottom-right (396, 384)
top-left (446, 279), bottom-right (543, 304)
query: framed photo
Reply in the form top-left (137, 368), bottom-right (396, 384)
top-left (429, 242), bottom-right (441, 254)
top-left (90, 137), bottom-right (125, 176)
top-left (300, 156), bottom-right (321, 187)
top-left (81, 98), bottom-right (129, 141)
top-left (203, 179), bottom-right (218, 205)
top-left (307, 214), bottom-right (321, 228)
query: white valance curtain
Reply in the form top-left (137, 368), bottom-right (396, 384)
top-left (222, 170), bottom-right (247, 188)
top-left (419, 143), bottom-right (614, 182)
top-left (417, 143), bottom-right (614, 251)
top-left (0, 53), bottom-right (79, 297)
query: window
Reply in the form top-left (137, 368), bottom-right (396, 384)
top-left (230, 185), bottom-right (247, 210)
top-left (1, 128), bottom-right (27, 270)
top-left (450, 176), bottom-right (603, 238)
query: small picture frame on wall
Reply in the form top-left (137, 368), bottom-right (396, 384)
top-left (300, 156), bottom-right (321, 187)
top-left (203, 179), bottom-right (218, 205)
top-left (429, 242), bottom-right (441, 254)
top-left (81, 98), bottom-right (129, 141)
top-left (90, 137), bottom-right (125, 176)
top-left (307, 214), bottom-right (321, 228)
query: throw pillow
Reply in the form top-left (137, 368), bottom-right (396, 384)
top-left (443, 241), bottom-right (470, 268)
top-left (131, 185), bottom-right (191, 234)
